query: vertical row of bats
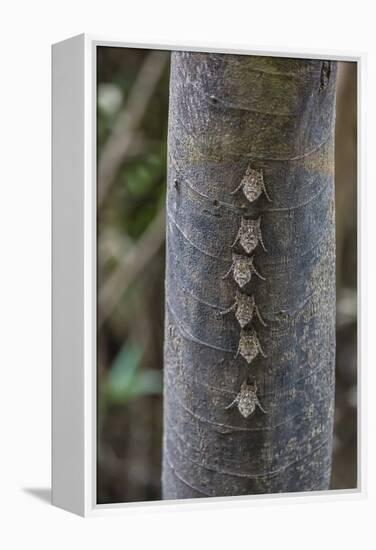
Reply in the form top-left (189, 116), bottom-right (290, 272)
top-left (223, 166), bottom-right (270, 418)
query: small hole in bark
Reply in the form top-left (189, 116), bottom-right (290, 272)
top-left (210, 95), bottom-right (218, 104)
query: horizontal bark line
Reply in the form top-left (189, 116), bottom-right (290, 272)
top-left (163, 454), bottom-right (214, 497)
top-left (167, 221), bottom-right (333, 282)
top-left (169, 161), bottom-right (333, 214)
top-left (166, 273), bottom-right (322, 321)
top-left (165, 436), bottom-right (334, 491)
top-left (165, 271), bottom-right (334, 351)
top-left (169, 122), bottom-right (335, 167)
top-left (164, 352), bottom-right (335, 403)
top-left (167, 214), bottom-right (230, 261)
top-left (175, 73), bottom-right (304, 118)
top-left (166, 297), bottom-right (237, 354)
top-left (169, 54), bottom-right (337, 174)
top-left (164, 366), bottom-right (335, 480)
top-left (171, 126), bottom-right (334, 164)
top-left (165, 435), bottom-right (332, 481)
top-left (166, 308), bottom-right (334, 397)
top-left (163, 455), bottom-right (330, 499)
top-left (165, 362), bottom-right (334, 426)
top-left (164, 390), bottom-right (333, 436)
top-left (167, 202), bottom-right (334, 275)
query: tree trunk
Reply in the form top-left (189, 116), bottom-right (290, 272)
top-left (163, 52), bottom-right (337, 498)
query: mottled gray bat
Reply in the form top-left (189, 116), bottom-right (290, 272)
top-left (225, 379), bottom-right (267, 418)
top-left (220, 290), bottom-right (267, 328)
top-left (231, 217), bottom-right (267, 254)
top-left (222, 253), bottom-right (265, 288)
top-left (231, 165), bottom-right (271, 203)
top-left (235, 326), bottom-right (267, 364)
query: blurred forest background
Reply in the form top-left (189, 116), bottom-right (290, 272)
top-left (96, 48), bottom-right (357, 504)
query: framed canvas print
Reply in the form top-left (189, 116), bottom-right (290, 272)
top-left (52, 34), bottom-right (364, 516)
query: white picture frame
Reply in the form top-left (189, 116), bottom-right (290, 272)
top-left (52, 33), bottom-right (366, 517)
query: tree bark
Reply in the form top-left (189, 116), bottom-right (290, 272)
top-left (163, 52), bottom-right (337, 498)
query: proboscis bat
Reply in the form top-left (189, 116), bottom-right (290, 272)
top-left (225, 379), bottom-right (267, 418)
top-left (235, 326), bottom-right (267, 364)
top-left (220, 290), bottom-right (266, 328)
top-left (231, 165), bottom-right (271, 203)
top-left (231, 217), bottom-right (267, 254)
top-left (222, 253), bottom-right (265, 288)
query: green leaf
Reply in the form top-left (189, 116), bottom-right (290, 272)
top-left (103, 342), bottom-right (162, 405)
top-left (129, 369), bottom-right (162, 397)
top-left (105, 343), bottom-right (142, 403)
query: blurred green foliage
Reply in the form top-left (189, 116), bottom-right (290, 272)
top-left (97, 48), bottom-right (168, 503)
top-left (114, 150), bottom-right (166, 239)
top-left (102, 343), bottom-right (162, 405)
top-left (97, 50), bottom-right (169, 242)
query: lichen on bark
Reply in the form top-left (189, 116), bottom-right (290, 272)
top-left (163, 52), bottom-right (337, 499)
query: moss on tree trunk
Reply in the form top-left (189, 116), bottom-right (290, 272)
top-left (163, 52), bottom-right (337, 498)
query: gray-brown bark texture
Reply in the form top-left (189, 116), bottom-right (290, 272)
top-left (163, 52), bottom-right (337, 499)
